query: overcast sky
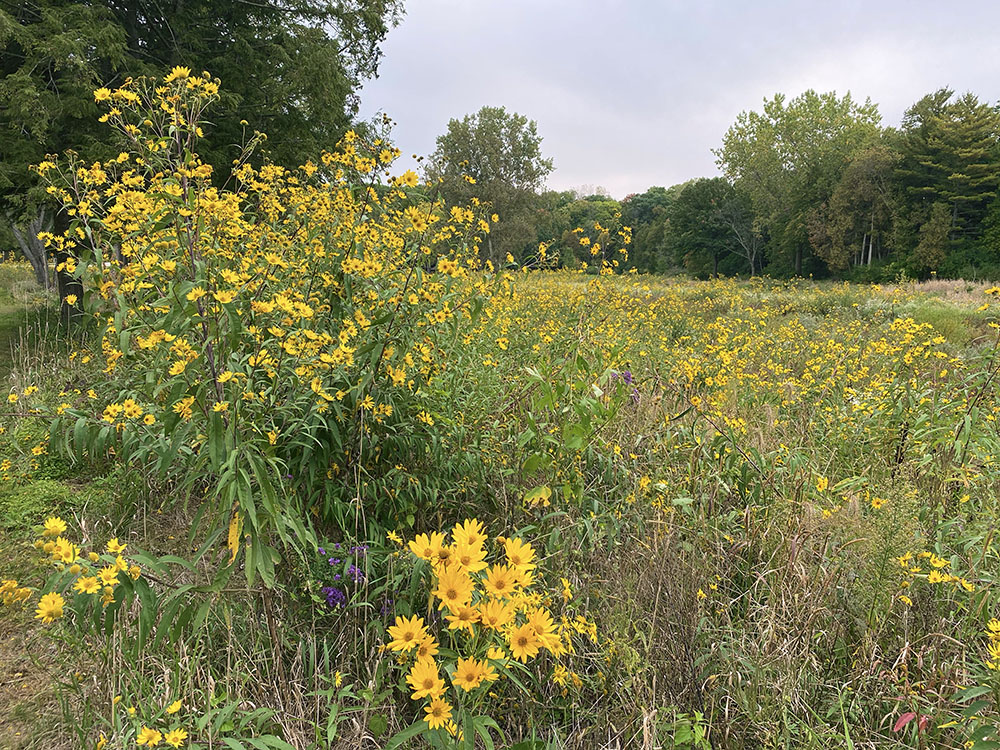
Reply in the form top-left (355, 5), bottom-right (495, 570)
top-left (357, 1), bottom-right (1000, 199)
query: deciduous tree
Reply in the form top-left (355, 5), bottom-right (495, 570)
top-left (1, 0), bottom-right (403, 286)
top-left (716, 90), bottom-right (881, 276)
top-left (425, 106), bottom-right (553, 265)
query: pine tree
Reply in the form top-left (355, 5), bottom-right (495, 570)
top-left (914, 202), bottom-right (951, 271)
top-left (932, 94), bottom-right (1000, 240)
top-left (896, 90), bottom-right (1000, 272)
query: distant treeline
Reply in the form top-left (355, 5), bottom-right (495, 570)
top-left (505, 89), bottom-right (1000, 281)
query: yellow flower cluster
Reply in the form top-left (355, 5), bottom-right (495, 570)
top-left (136, 723), bottom-right (187, 748)
top-left (0, 579), bottom-right (32, 606)
top-left (387, 519), bottom-right (565, 733)
top-left (895, 550), bottom-right (976, 603)
top-left (30, 516), bottom-right (141, 615)
top-left (985, 618), bottom-right (1000, 670)
top-left (104, 695), bottom-right (188, 748)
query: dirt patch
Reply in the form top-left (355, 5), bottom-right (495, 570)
top-left (0, 529), bottom-right (66, 750)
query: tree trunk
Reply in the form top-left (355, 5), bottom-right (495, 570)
top-left (794, 247), bottom-right (802, 276)
top-left (9, 207), bottom-right (52, 289)
top-left (868, 213), bottom-right (875, 265)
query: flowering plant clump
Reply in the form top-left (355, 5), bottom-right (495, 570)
top-left (0, 516), bottom-right (144, 623)
top-left (383, 518), bottom-right (584, 745)
top-left (0, 578), bottom-right (33, 607)
top-left (33, 68), bottom-right (498, 583)
top-left (102, 694), bottom-right (191, 750)
top-left (309, 540), bottom-right (374, 610)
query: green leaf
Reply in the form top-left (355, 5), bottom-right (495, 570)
top-left (473, 715), bottom-right (503, 749)
top-left (955, 685), bottom-right (993, 702)
top-left (971, 725), bottom-right (997, 743)
top-left (463, 712), bottom-right (475, 750)
top-left (963, 699), bottom-right (992, 718)
top-left (253, 736), bottom-right (295, 750)
top-left (384, 718), bottom-right (427, 750)
top-left (368, 714), bottom-right (388, 738)
top-left (191, 599), bottom-right (213, 633)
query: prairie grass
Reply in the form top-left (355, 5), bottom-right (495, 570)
top-left (4, 266), bottom-right (1000, 749)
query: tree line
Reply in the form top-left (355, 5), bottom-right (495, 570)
top-left (430, 90), bottom-right (1000, 281)
top-left (5, 4), bottom-right (1000, 282)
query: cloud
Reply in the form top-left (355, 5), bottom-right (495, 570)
top-left (359, 0), bottom-right (1000, 199)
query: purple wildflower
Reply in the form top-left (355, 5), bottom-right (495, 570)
top-left (321, 586), bottom-right (346, 608)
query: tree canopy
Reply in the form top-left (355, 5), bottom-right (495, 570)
top-left (425, 105), bottom-right (553, 265)
top-left (715, 90), bottom-right (882, 276)
top-left (1, 0), bottom-right (402, 283)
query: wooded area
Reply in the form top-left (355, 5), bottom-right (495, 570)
top-left (442, 90), bottom-right (1000, 281)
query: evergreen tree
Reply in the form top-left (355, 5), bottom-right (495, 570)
top-left (914, 202), bottom-right (951, 272)
top-left (976, 196), bottom-right (1000, 277)
top-left (896, 90), bottom-right (1000, 273)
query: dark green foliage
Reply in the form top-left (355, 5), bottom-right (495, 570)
top-left (621, 185), bottom-right (683, 273)
top-left (974, 197), bottom-right (1000, 278)
top-left (0, 0), bottom-right (402, 249)
top-left (913, 202), bottom-right (952, 272)
top-left (896, 90), bottom-right (1000, 276)
top-left (667, 178), bottom-right (740, 277)
top-left (0, 2), bottom-right (127, 216)
top-left (808, 143), bottom-right (898, 271)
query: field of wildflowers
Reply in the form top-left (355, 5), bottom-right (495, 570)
top-left (5, 70), bottom-right (1000, 750)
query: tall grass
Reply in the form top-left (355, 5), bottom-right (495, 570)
top-left (5, 271), bottom-right (1000, 748)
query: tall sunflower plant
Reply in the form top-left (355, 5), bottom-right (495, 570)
top-left (33, 67), bottom-right (498, 587)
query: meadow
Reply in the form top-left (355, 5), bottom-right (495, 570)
top-left (5, 72), bottom-right (1000, 750)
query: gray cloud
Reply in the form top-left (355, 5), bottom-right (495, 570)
top-left (358, 1), bottom-right (1000, 199)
